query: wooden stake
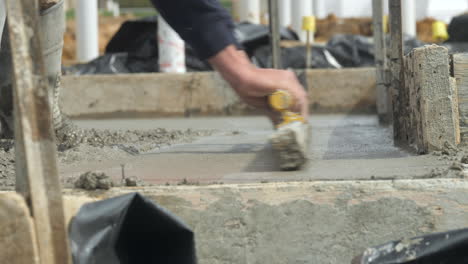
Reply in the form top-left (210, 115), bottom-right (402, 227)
top-left (306, 31), bottom-right (312, 69)
top-left (6, 0), bottom-right (71, 263)
top-left (372, 0), bottom-right (391, 124)
top-left (388, 0), bottom-right (408, 145)
top-left (453, 53), bottom-right (468, 142)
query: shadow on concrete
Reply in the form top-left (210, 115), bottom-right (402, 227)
top-left (143, 143), bottom-right (266, 155)
top-left (243, 144), bottom-right (281, 172)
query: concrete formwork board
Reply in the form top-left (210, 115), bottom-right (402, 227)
top-left (61, 68), bottom-right (377, 118)
top-left (59, 179), bottom-right (468, 264)
top-left (404, 45), bottom-right (460, 153)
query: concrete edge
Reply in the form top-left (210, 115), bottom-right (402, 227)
top-left (1, 178), bottom-right (468, 263)
top-left (62, 178), bottom-right (468, 196)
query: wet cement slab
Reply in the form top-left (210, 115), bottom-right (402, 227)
top-left (68, 115), bottom-right (452, 185)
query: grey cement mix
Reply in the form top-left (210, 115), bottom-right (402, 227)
top-left (65, 179), bottom-right (468, 264)
top-left (0, 127), bottom-right (214, 190)
top-left (61, 115), bottom-right (465, 185)
top-left (1, 114), bottom-right (466, 189)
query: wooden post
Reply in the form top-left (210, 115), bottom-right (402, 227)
top-left (388, 0), bottom-right (408, 146)
top-left (372, 0), bottom-right (391, 124)
top-left (405, 46), bottom-right (460, 153)
top-left (453, 53), bottom-right (468, 142)
top-left (6, 0), bottom-right (71, 264)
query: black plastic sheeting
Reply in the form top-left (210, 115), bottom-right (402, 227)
top-left (65, 18), bottom-right (299, 75)
top-left (253, 34), bottom-right (426, 69)
top-left (69, 193), bottom-right (197, 264)
top-left (234, 21), bottom-right (299, 56)
top-left (353, 228), bottom-right (468, 264)
top-left (448, 14), bottom-right (468, 42)
top-left (253, 44), bottom-right (339, 69)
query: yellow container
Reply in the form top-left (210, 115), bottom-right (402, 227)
top-left (302, 16), bottom-right (316, 32)
top-left (432, 21), bottom-right (449, 42)
top-left (269, 90), bottom-right (293, 111)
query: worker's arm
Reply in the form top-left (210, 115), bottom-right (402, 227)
top-left (150, 0), bottom-right (308, 119)
top-left (208, 45), bottom-right (308, 120)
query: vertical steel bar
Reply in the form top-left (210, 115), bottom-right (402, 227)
top-left (268, 0), bottom-right (282, 69)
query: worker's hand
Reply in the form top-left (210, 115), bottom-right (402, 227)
top-left (209, 45), bottom-right (309, 125)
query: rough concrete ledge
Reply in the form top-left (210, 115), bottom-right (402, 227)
top-left (62, 68), bottom-right (376, 118)
top-left (61, 179), bottom-right (468, 264)
top-left (0, 193), bottom-right (39, 264)
top-left (403, 45), bottom-right (460, 153)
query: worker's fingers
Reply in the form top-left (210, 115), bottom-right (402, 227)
top-left (268, 69), bottom-right (309, 120)
top-left (229, 67), bottom-right (309, 123)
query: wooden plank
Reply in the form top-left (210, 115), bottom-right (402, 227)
top-left (453, 53), bottom-right (468, 141)
top-left (6, 0), bottom-right (71, 264)
top-left (388, 0), bottom-right (408, 145)
top-left (372, 0), bottom-right (391, 124)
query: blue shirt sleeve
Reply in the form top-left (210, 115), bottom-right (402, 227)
top-left (150, 0), bottom-right (240, 60)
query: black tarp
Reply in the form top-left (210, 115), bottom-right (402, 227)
top-left (252, 44), bottom-right (340, 69)
top-left (448, 14), bottom-right (468, 42)
top-left (353, 228), bottom-right (468, 264)
top-left (69, 193), bottom-right (197, 264)
top-left (64, 18), bottom-right (299, 75)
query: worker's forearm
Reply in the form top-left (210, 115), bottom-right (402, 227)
top-left (208, 45), bottom-right (253, 92)
top-left (209, 46), bottom-right (309, 118)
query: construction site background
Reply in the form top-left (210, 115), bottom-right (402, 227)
top-left (61, 11), bottom-right (445, 65)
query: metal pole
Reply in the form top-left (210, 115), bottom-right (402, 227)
top-left (402, 0), bottom-right (416, 37)
top-left (239, 0), bottom-right (261, 24)
top-left (291, 0), bottom-right (313, 42)
top-left (268, 0), bottom-right (282, 69)
top-left (314, 0), bottom-right (327, 19)
top-left (306, 31), bottom-right (312, 69)
top-left (76, 0), bottom-right (99, 62)
top-left (278, 0), bottom-right (291, 27)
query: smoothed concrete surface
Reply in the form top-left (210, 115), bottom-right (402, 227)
top-left (66, 115), bottom-right (451, 185)
top-left (62, 179), bottom-right (468, 264)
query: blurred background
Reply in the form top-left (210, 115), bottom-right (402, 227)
top-left (62, 0), bottom-right (468, 74)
